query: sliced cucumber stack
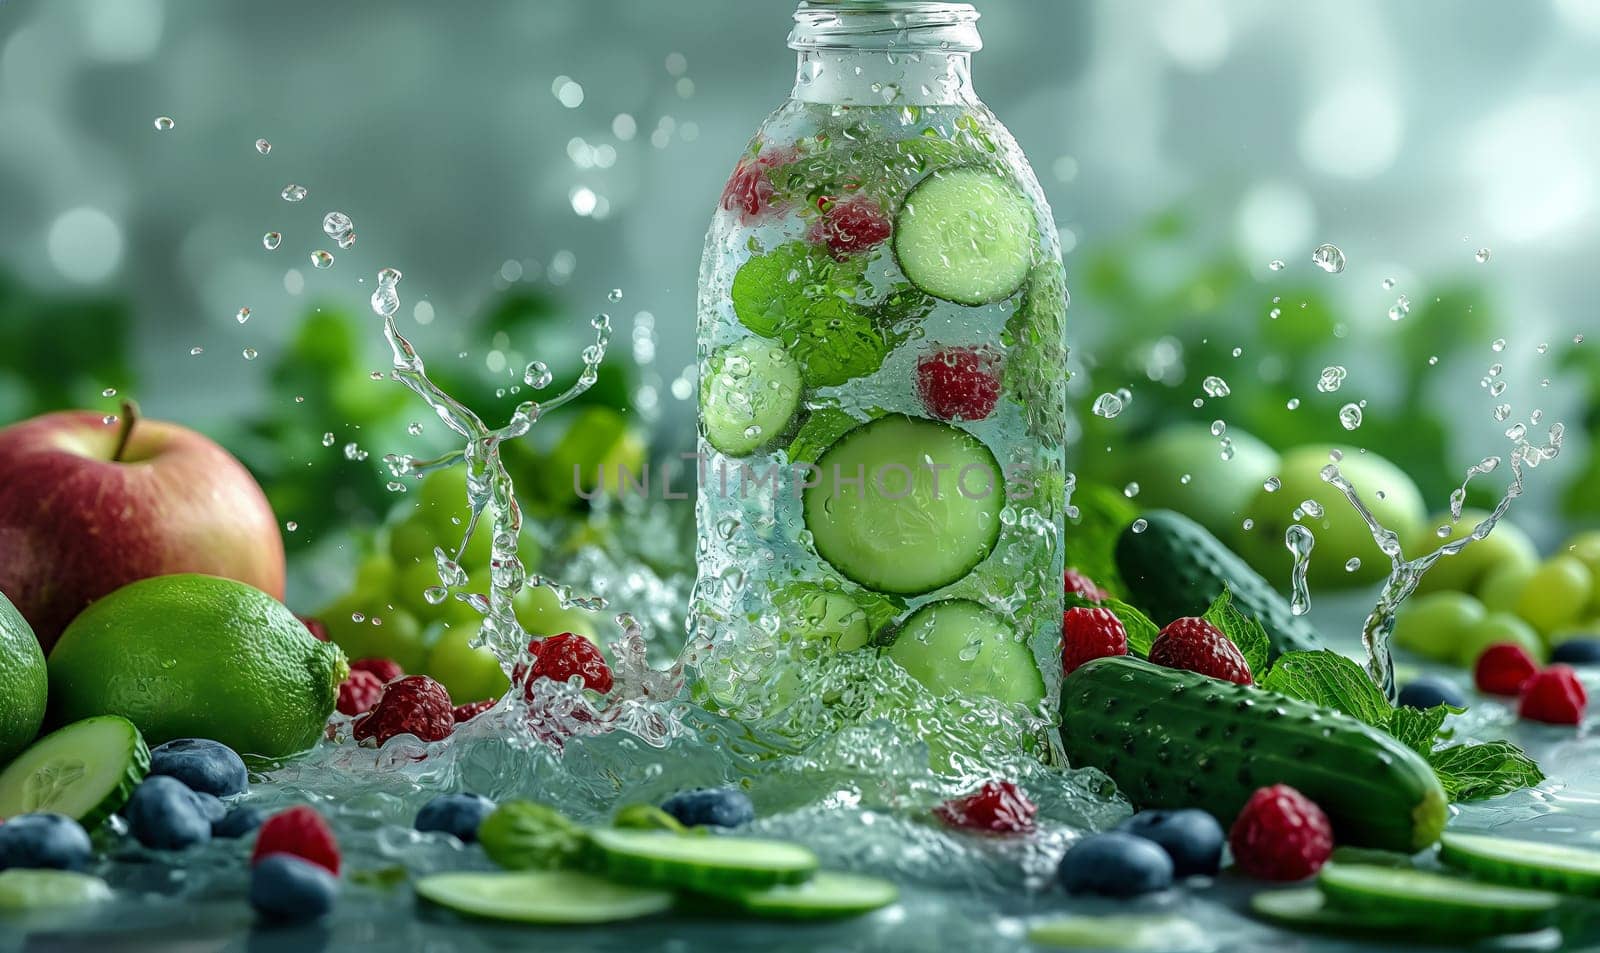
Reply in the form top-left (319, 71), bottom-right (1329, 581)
top-left (588, 829), bottom-right (818, 894)
top-left (1316, 863), bottom-right (1560, 936)
top-left (697, 871), bottom-right (898, 921)
top-left (885, 600), bottom-right (1044, 706)
top-left (1440, 831), bottom-right (1600, 896)
top-left (0, 715), bottom-right (148, 828)
top-left (803, 415), bottom-right (1002, 595)
top-left (701, 337), bottom-right (802, 457)
top-left (415, 870), bottom-right (673, 924)
top-left (893, 167), bottom-right (1035, 306)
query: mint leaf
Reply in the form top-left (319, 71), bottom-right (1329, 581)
top-left (1065, 595), bottom-right (1160, 657)
top-left (1259, 650), bottom-right (1392, 728)
top-left (1388, 704), bottom-right (1449, 758)
top-left (1201, 588), bottom-right (1270, 676)
top-left (1429, 741), bottom-right (1545, 802)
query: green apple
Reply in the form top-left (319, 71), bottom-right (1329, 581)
top-left (1119, 425), bottom-right (1280, 540)
top-left (1514, 555), bottom-right (1594, 636)
top-left (1237, 445), bottom-right (1426, 590)
top-left (425, 626), bottom-right (510, 705)
top-left (1409, 509), bottom-right (1538, 596)
top-left (1476, 561), bottom-right (1535, 614)
top-left (1562, 531), bottom-right (1600, 613)
top-left (1393, 591), bottom-right (1487, 664)
top-left (514, 585), bottom-right (600, 642)
top-left (1458, 611), bottom-right (1545, 667)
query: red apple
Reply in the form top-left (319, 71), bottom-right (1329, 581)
top-left (0, 402), bottom-right (285, 651)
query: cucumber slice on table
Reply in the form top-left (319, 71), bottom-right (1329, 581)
top-left (1250, 888), bottom-right (1471, 939)
top-left (1317, 863), bottom-right (1560, 935)
top-left (695, 871), bottom-right (898, 920)
top-left (892, 167), bottom-right (1035, 306)
top-left (588, 828), bottom-right (818, 893)
top-left (803, 414), bottom-right (1002, 596)
top-left (1440, 831), bottom-right (1600, 896)
top-left (885, 599), bottom-right (1044, 706)
top-left (701, 337), bottom-right (802, 457)
top-left (0, 715), bottom-right (149, 827)
top-left (414, 870), bottom-right (673, 925)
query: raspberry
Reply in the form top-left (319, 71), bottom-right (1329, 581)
top-left (1062, 607), bottom-right (1128, 676)
top-left (251, 805), bottom-right (341, 876)
top-left (915, 346), bottom-right (1002, 422)
top-left (513, 633), bottom-right (613, 698)
top-left (352, 675), bottom-right (455, 745)
top-left (1228, 784), bottom-right (1334, 881)
top-left (933, 781), bottom-right (1037, 834)
top-left (810, 195), bottom-right (892, 258)
top-left (1518, 664), bottom-right (1588, 725)
top-left (1064, 568), bottom-right (1109, 604)
top-left (336, 669), bottom-right (384, 717)
top-left (296, 615), bottom-right (329, 643)
top-left (1474, 643), bottom-right (1539, 696)
top-left (349, 657), bottom-right (404, 684)
top-left (1150, 617), bottom-right (1253, 685)
top-left (719, 147), bottom-right (792, 222)
top-left (453, 699), bottom-right (497, 723)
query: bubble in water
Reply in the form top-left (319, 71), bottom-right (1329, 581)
top-left (1311, 243), bottom-right (1346, 274)
top-left (1316, 366), bottom-right (1346, 393)
top-left (1130, 518), bottom-right (1148, 534)
top-left (1091, 392), bottom-right (1124, 418)
top-left (242, 347), bottom-right (258, 361)
top-left (1201, 375), bottom-right (1230, 397)
top-left (1268, 259), bottom-right (1286, 272)
top-left (1338, 402), bottom-right (1363, 430)
top-left (153, 116), bottom-right (174, 131)
top-left (235, 307), bottom-right (251, 325)
top-left (322, 211), bottom-right (353, 243)
top-left (310, 250), bottom-right (334, 269)
top-left (1475, 248), bottom-right (1491, 264)
top-left (524, 361), bottom-right (554, 389)
top-left (1123, 482), bottom-right (1140, 499)
top-left (262, 231), bottom-right (282, 250)
top-left (1387, 295), bottom-right (1410, 321)
top-left (281, 184), bottom-right (307, 202)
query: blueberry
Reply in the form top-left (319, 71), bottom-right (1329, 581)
top-left (192, 792), bottom-right (228, 824)
top-left (1552, 638), bottom-right (1600, 666)
top-left (1397, 675), bottom-right (1468, 710)
top-left (214, 805), bottom-right (268, 839)
top-left (250, 854), bottom-right (338, 923)
top-left (0, 813), bottom-right (93, 872)
top-left (660, 788), bottom-right (755, 829)
top-left (1057, 832), bottom-right (1174, 897)
top-left (1115, 809), bottom-right (1224, 877)
top-left (149, 739), bottom-right (249, 798)
top-left (414, 793), bottom-right (495, 843)
top-left (124, 776), bottom-right (212, 850)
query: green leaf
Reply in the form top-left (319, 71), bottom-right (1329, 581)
top-left (1388, 704), bottom-right (1449, 758)
top-left (1429, 741), bottom-right (1545, 802)
top-left (1259, 650), bottom-right (1392, 728)
top-left (1066, 595), bottom-right (1160, 657)
top-left (1201, 588), bottom-right (1270, 677)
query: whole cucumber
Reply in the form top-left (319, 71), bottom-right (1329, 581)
top-left (1060, 657), bottom-right (1446, 852)
top-left (1115, 509), bottom-right (1323, 659)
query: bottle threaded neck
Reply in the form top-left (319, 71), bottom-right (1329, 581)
top-left (789, 1), bottom-right (981, 53)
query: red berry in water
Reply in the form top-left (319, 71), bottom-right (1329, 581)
top-left (1064, 568), bottom-right (1110, 604)
top-left (336, 669), bottom-right (384, 717)
top-left (351, 675), bottom-right (455, 745)
top-left (1474, 642), bottom-right (1539, 697)
top-left (349, 657), bottom-right (404, 684)
top-left (452, 699), bottom-right (497, 723)
top-left (513, 633), bottom-right (614, 699)
top-left (934, 781), bottom-right (1037, 834)
top-left (1228, 784), bottom-right (1334, 881)
top-left (297, 615), bottom-right (329, 642)
top-left (1518, 664), bottom-right (1588, 725)
top-left (251, 805), bottom-right (341, 876)
top-left (915, 346), bottom-right (1002, 422)
top-left (1062, 607), bottom-right (1128, 676)
top-left (1150, 617), bottom-right (1253, 685)
top-left (811, 195), bottom-right (892, 258)
top-left (719, 146), bottom-right (793, 222)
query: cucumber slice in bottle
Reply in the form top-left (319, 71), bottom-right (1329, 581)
top-left (1317, 864), bottom-right (1560, 935)
top-left (0, 869), bottom-right (113, 912)
top-left (699, 871), bottom-right (898, 920)
top-left (1440, 831), bottom-right (1600, 896)
top-left (414, 870), bottom-right (673, 925)
top-left (803, 414), bottom-right (1003, 596)
top-left (884, 599), bottom-right (1044, 706)
top-left (0, 715), bottom-right (149, 828)
top-left (892, 167), bottom-right (1035, 306)
top-left (588, 828), bottom-right (818, 893)
top-left (701, 337), bottom-right (802, 457)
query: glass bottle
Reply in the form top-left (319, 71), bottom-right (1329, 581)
top-left (690, 1), bottom-right (1068, 724)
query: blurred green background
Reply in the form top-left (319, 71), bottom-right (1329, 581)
top-left (0, 0), bottom-right (1596, 608)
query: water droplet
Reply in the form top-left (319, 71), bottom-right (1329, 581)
top-left (1475, 247), bottom-right (1491, 264)
top-left (1381, 277), bottom-right (1395, 290)
top-left (1338, 402), bottom-right (1363, 430)
top-left (1123, 482), bottom-right (1140, 499)
top-left (153, 116), bottom-right (174, 131)
top-left (1268, 307), bottom-right (1281, 320)
top-left (322, 211), bottom-right (353, 243)
top-left (1286, 398), bottom-right (1301, 410)
top-left (189, 346), bottom-right (204, 356)
top-left (1267, 259), bottom-right (1286, 272)
top-left (255, 138), bottom-right (272, 155)
top-left (1536, 342), bottom-right (1549, 355)
top-left (1179, 473), bottom-right (1192, 485)
top-left (1311, 243), bottom-right (1346, 274)
top-left (310, 250), bottom-right (334, 269)
top-left (281, 184), bottom-right (307, 202)
top-left (322, 432), bottom-right (336, 447)
top-left (1285, 524), bottom-right (1315, 616)
top-left (262, 231), bottom-right (282, 250)
top-left (1130, 518), bottom-right (1148, 534)
top-left (1091, 392), bottom-right (1124, 418)
top-left (1210, 419), bottom-right (1226, 437)
top-left (1300, 499), bottom-right (1325, 518)
top-left (1242, 518), bottom-right (1254, 530)
top-left (607, 288), bottom-right (623, 303)
top-left (351, 612), bottom-right (365, 624)
top-left (1264, 476), bottom-right (1281, 492)
top-left (1344, 557), bottom-right (1361, 572)
top-left (1491, 338), bottom-right (1507, 353)
top-left (285, 520), bottom-right (299, 532)
top-left (1505, 422), bottom-right (1527, 441)
top-left (1427, 355), bottom-right (1439, 366)
top-left (338, 231), bottom-right (356, 249)
top-left (1387, 295), bottom-right (1410, 321)
top-left (242, 347), bottom-right (258, 361)
top-left (1316, 365), bottom-right (1347, 393)
top-left (101, 387), bottom-right (116, 398)
top-left (1202, 375), bottom-right (1230, 397)
top-left (235, 307), bottom-right (251, 325)
top-left (101, 414), bottom-right (118, 426)
top-left (1576, 334), bottom-right (1586, 345)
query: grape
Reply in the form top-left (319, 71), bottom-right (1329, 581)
top-left (514, 586), bottom-right (599, 642)
top-left (1514, 556), bottom-right (1594, 636)
top-left (1475, 562), bottom-right (1535, 615)
top-left (1563, 531), bottom-right (1600, 613)
top-left (1393, 591), bottom-right (1487, 664)
top-left (1411, 509), bottom-right (1538, 596)
top-left (1458, 612), bottom-right (1545, 667)
top-left (320, 603), bottom-right (430, 674)
top-left (425, 628), bottom-right (510, 704)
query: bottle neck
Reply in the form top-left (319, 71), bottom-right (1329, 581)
top-left (788, 2), bottom-right (980, 106)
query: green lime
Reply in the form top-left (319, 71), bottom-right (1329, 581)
top-left (47, 574), bottom-right (347, 759)
top-left (0, 591), bottom-right (47, 766)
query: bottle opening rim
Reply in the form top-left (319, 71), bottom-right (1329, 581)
top-left (789, 2), bottom-right (981, 53)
